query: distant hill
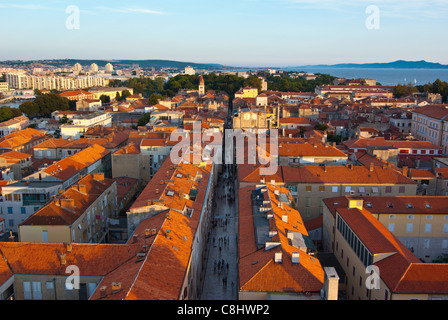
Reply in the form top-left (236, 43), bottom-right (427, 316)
top-left (1, 59), bottom-right (225, 70)
top-left (292, 60), bottom-right (448, 69)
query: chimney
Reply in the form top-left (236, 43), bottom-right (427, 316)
top-left (282, 214), bottom-right (288, 223)
top-left (292, 252), bottom-right (300, 264)
top-left (60, 254), bottom-right (67, 266)
top-left (402, 166), bottom-right (408, 177)
top-left (179, 189), bottom-right (184, 199)
top-left (274, 252), bottom-right (283, 263)
top-left (8, 231), bottom-right (14, 242)
top-left (369, 162), bottom-right (374, 172)
top-left (60, 199), bottom-right (76, 212)
top-left (323, 267), bottom-right (340, 300)
top-left (65, 242), bottom-right (73, 253)
top-left (100, 286), bottom-right (107, 298)
top-left (77, 184), bottom-right (87, 194)
top-left (92, 173), bottom-right (105, 181)
top-left (111, 282), bottom-right (122, 294)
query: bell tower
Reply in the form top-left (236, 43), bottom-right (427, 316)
top-left (198, 75), bottom-right (205, 96)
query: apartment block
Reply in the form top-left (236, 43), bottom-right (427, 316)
top-left (321, 197), bottom-right (448, 300)
top-left (18, 173), bottom-right (117, 244)
top-left (238, 184), bottom-right (334, 300)
top-left (411, 104), bottom-right (448, 153)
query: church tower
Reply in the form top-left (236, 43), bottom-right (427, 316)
top-left (198, 75), bottom-right (205, 96)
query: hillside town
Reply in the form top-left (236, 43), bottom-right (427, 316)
top-left (0, 61), bottom-right (447, 302)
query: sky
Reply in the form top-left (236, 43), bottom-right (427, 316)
top-left (0, 0), bottom-right (448, 67)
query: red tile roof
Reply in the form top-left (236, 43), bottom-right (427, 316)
top-left (238, 184), bottom-right (324, 293)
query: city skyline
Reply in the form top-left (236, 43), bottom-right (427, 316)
top-left (1, 0), bottom-right (448, 67)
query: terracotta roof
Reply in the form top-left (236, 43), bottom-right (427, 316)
top-left (280, 165), bottom-right (416, 185)
top-left (20, 174), bottom-right (115, 226)
top-left (412, 104), bottom-right (448, 120)
top-left (0, 128), bottom-right (46, 149)
top-left (0, 115), bottom-right (29, 128)
top-left (279, 117), bottom-right (311, 125)
top-left (0, 150), bottom-right (32, 161)
top-left (279, 142), bottom-right (347, 157)
top-left (344, 137), bottom-right (441, 151)
top-left (113, 143), bottom-right (140, 155)
top-left (238, 184), bottom-right (324, 293)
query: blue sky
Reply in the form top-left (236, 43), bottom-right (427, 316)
top-left (0, 0), bottom-right (447, 67)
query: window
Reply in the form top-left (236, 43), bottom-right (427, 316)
top-left (388, 223), bottom-right (395, 232)
top-left (399, 186), bottom-right (405, 193)
top-left (442, 240), bottom-right (448, 249)
top-left (408, 215), bottom-right (414, 220)
top-left (32, 282), bottom-right (42, 300)
top-left (23, 282), bottom-right (32, 300)
top-left (426, 215), bottom-right (433, 220)
top-left (345, 186), bottom-right (352, 193)
top-left (372, 187), bottom-right (379, 193)
top-left (424, 239), bottom-right (430, 249)
top-left (443, 224), bottom-right (448, 233)
top-left (385, 186), bottom-right (392, 193)
top-left (305, 197), bottom-right (311, 207)
top-left (358, 187), bottom-right (365, 193)
top-left (425, 224), bottom-right (432, 233)
top-left (305, 186), bottom-right (312, 192)
top-left (7, 207), bottom-right (12, 214)
top-left (319, 186), bottom-right (325, 192)
top-left (407, 223), bottom-right (413, 233)
top-left (20, 207), bottom-right (26, 214)
top-left (42, 231), bottom-right (48, 243)
top-left (332, 186), bottom-right (338, 193)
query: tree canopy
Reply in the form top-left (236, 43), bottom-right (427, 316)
top-left (19, 93), bottom-right (70, 117)
top-left (0, 106), bottom-right (22, 122)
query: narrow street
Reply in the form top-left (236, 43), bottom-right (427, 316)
top-left (200, 164), bottom-right (238, 300)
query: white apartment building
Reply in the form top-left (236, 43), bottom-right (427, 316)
top-left (60, 113), bottom-right (112, 139)
top-left (1, 180), bottom-right (63, 233)
top-left (411, 104), bottom-right (448, 154)
top-left (5, 73), bottom-right (107, 91)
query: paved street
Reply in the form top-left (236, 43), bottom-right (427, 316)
top-left (200, 165), bottom-right (238, 300)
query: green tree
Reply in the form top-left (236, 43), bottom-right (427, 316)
top-left (59, 114), bottom-right (70, 124)
top-left (121, 90), bottom-right (132, 101)
top-left (99, 94), bottom-right (111, 104)
top-left (148, 93), bottom-right (163, 105)
top-left (393, 83), bottom-right (418, 98)
top-left (137, 112), bottom-right (152, 127)
top-left (19, 93), bottom-right (69, 117)
top-left (314, 124), bottom-right (328, 131)
top-left (115, 92), bottom-right (121, 101)
top-left (0, 106), bottom-right (22, 122)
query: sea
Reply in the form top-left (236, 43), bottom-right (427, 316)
top-left (285, 67), bottom-right (448, 86)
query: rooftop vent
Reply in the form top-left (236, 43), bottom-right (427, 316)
top-left (100, 286), bottom-right (107, 298)
top-left (274, 252), bottom-right (282, 263)
top-left (60, 254), bottom-right (67, 266)
top-left (111, 282), bottom-right (121, 294)
top-left (292, 252), bottom-right (300, 264)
